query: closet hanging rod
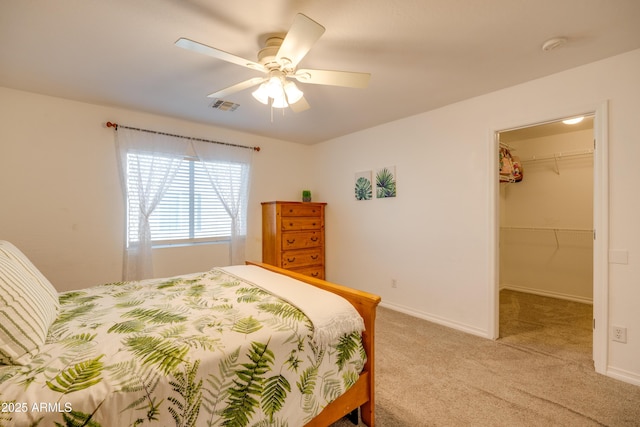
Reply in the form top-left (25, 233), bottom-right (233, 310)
top-left (105, 121), bottom-right (261, 152)
top-left (501, 226), bottom-right (593, 249)
top-left (520, 148), bottom-right (592, 163)
top-left (500, 226), bottom-right (593, 232)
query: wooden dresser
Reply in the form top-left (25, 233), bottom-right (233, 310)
top-left (261, 201), bottom-right (326, 279)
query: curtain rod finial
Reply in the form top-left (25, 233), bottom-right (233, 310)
top-left (106, 121), bottom-right (118, 130)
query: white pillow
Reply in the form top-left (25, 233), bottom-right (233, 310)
top-left (0, 241), bottom-right (60, 365)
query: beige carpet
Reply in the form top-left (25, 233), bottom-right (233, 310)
top-left (331, 290), bottom-right (640, 426)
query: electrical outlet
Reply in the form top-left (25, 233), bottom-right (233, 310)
top-left (391, 279), bottom-right (397, 288)
top-left (612, 326), bottom-right (627, 343)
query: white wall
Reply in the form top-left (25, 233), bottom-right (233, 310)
top-left (500, 129), bottom-right (594, 302)
top-left (314, 106), bottom-right (494, 336)
top-left (312, 49), bottom-right (640, 385)
top-left (0, 86), bottom-right (312, 291)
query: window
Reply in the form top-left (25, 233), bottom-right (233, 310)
top-left (126, 152), bottom-right (245, 246)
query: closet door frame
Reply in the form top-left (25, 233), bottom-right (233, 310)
top-left (488, 100), bottom-right (609, 375)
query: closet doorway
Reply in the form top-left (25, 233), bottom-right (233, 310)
top-left (497, 114), bottom-right (596, 365)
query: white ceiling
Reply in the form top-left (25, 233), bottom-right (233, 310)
top-left (1, 0), bottom-right (639, 145)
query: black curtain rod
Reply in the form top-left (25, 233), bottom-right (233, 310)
top-left (106, 122), bottom-right (260, 152)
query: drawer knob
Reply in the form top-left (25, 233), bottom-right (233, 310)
top-left (310, 237), bottom-right (318, 242)
top-left (311, 272), bottom-right (319, 277)
top-left (287, 239), bottom-right (296, 244)
top-left (311, 255), bottom-right (319, 260)
top-left (287, 257), bottom-right (296, 262)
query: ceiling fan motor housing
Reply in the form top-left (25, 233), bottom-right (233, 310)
top-left (257, 37), bottom-right (288, 70)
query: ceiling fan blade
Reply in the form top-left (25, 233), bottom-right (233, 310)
top-left (206, 77), bottom-right (266, 98)
top-left (289, 96), bottom-right (310, 113)
top-left (276, 14), bottom-right (325, 68)
top-left (293, 69), bottom-right (371, 88)
top-left (175, 38), bottom-right (266, 72)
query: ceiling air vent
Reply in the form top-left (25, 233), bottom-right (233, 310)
top-left (210, 99), bottom-right (240, 112)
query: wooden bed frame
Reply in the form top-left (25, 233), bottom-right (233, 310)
top-left (247, 262), bottom-right (381, 427)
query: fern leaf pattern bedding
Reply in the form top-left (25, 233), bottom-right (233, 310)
top-left (0, 267), bottom-right (366, 427)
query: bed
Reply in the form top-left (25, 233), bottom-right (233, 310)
top-left (0, 241), bottom-right (380, 427)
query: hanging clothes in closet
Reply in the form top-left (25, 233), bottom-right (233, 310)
top-left (499, 145), bottom-right (523, 182)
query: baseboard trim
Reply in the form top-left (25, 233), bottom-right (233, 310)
top-left (380, 301), bottom-right (489, 339)
top-left (606, 366), bottom-right (640, 387)
top-left (500, 284), bottom-right (593, 305)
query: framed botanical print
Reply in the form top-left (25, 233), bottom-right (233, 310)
top-left (354, 171), bottom-right (373, 200)
top-left (376, 166), bottom-right (396, 198)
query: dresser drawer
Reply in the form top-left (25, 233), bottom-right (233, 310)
top-left (280, 204), bottom-right (324, 217)
top-left (290, 265), bottom-right (325, 280)
top-left (282, 231), bottom-right (323, 250)
top-left (281, 217), bottom-right (322, 231)
top-left (281, 248), bottom-right (323, 269)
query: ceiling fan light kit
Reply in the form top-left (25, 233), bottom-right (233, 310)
top-left (283, 81), bottom-right (304, 104)
top-left (175, 13), bottom-right (371, 116)
top-left (251, 70), bottom-right (304, 108)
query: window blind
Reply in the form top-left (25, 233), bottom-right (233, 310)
top-left (126, 153), bottom-right (243, 245)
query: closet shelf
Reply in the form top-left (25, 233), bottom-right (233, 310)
top-left (501, 226), bottom-right (593, 249)
top-left (520, 148), bottom-right (593, 163)
top-left (520, 148), bottom-right (593, 175)
top-left (500, 226), bottom-right (592, 232)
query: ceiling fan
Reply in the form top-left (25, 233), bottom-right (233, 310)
top-left (175, 13), bottom-right (371, 112)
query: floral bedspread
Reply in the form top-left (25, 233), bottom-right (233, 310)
top-left (0, 268), bottom-right (366, 426)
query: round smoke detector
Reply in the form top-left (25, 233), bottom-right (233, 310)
top-left (542, 37), bottom-right (568, 52)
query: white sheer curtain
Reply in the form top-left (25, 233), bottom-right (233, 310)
top-left (192, 140), bottom-right (253, 265)
top-left (115, 128), bottom-right (189, 280)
